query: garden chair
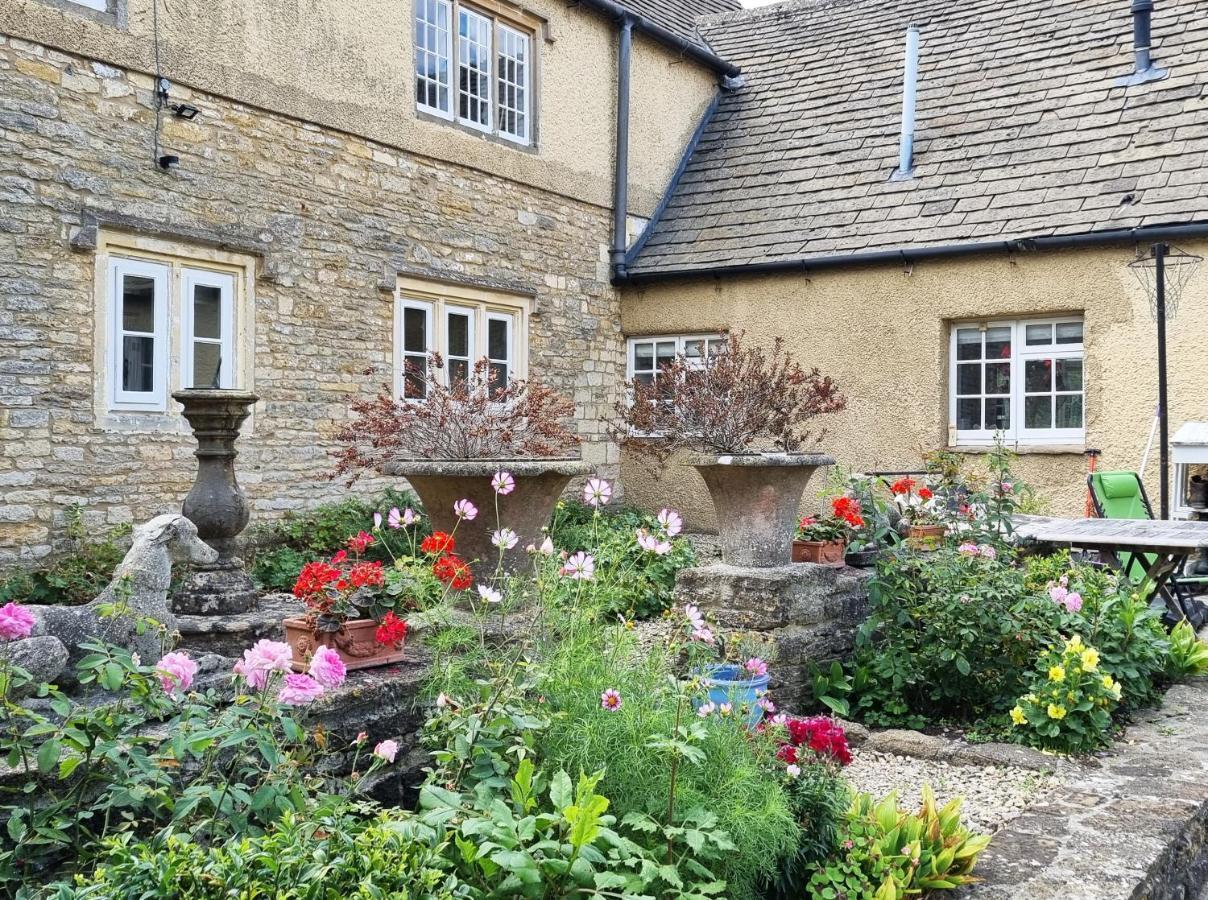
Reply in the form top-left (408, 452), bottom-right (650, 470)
top-left (1087, 470), bottom-right (1208, 624)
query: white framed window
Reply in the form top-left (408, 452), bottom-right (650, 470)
top-left (393, 277), bottom-right (529, 401)
top-left (67, 0), bottom-right (109, 8)
top-left (627, 334), bottom-right (726, 389)
top-left (109, 258), bottom-right (169, 411)
top-left (415, 0), bottom-right (536, 145)
top-left (949, 316), bottom-right (1085, 446)
top-left (181, 269), bottom-right (236, 390)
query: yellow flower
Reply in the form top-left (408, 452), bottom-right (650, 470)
top-left (1047, 704), bottom-right (1067, 720)
top-left (1066, 635), bottom-right (1085, 653)
top-left (1010, 706), bottom-right (1027, 726)
top-left (1080, 648), bottom-right (1099, 671)
top-left (1048, 665), bottom-right (1066, 683)
top-left (1101, 674), bottom-right (1115, 690)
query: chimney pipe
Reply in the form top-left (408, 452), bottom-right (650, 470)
top-left (1117, 0), bottom-right (1167, 85)
top-left (892, 25), bottom-right (919, 181)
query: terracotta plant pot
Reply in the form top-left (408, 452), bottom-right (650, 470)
top-left (907, 524), bottom-right (947, 551)
top-left (687, 452), bottom-right (835, 568)
top-left (383, 458), bottom-right (593, 577)
top-left (792, 538), bottom-right (846, 566)
top-left (282, 616), bottom-right (406, 672)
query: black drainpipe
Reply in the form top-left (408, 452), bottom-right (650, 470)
top-left (611, 16), bottom-right (634, 277)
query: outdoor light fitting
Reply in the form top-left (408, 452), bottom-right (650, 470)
top-left (171, 103), bottom-right (200, 120)
top-left (157, 154), bottom-right (180, 170)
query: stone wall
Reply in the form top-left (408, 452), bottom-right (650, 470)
top-left (0, 35), bottom-right (624, 567)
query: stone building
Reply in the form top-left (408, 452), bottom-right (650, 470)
top-left (0, 0), bottom-right (732, 564)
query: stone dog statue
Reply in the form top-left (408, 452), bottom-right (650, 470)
top-left (13, 514), bottom-right (218, 688)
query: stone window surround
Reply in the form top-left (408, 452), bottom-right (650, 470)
top-left (414, 0), bottom-right (545, 150)
top-left (625, 333), bottom-right (726, 384)
top-left (35, 0), bottom-right (125, 27)
top-left (91, 229), bottom-right (257, 435)
top-left (393, 274), bottom-right (532, 401)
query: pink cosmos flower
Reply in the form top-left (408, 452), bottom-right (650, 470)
top-left (770, 713), bottom-right (788, 727)
top-left (958, 543), bottom-right (980, 556)
top-left (491, 471), bottom-right (516, 495)
top-left (492, 528), bottom-right (519, 550)
top-left (387, 507), bottom-right (418, 529)
top-left (0, 602), bottom-right (36, 641)
top-left (539, 536), bottom-right (555, 556)
top-left (692, 626), bottom-right (715, 645)
top-left (355, 731), bottom-right (368, 744)
top-left (745, 657), bottom-right (769, 678)
top-left (758, 697), bottom-right (776, 713)
top-left (583, 478), bottom-right (612, 508)
top-left (278, 673), bottom-right (325, 706)
top-left (719, 702), bottom-right (733, 716)
top-left (561, 551), bottom-right (595, 581)
top-left (636, 529), bottom-right (671, 555)
top-left (155, 651), bottom-right (198, 696)
top-left (453, 499), bottom-right (478, 521)
top-left (657, 508), bottom-right (683, 538)
top-left (436, 693), bottom-right (450, 708)
top-left (388, 507), bottom-right (403, 529)
top-left (786, 764), bottom-right (801, 779)
top-left (233, 639), bottom-right (293, 690)
top-left (477, 584), bottom-right (502, 604)
top-left (600, 688), bottom-right (623, 711)
top-left (697, 701), bottom-right (716, 717)
top-left (308, 645), bottom-right (347, 689)
top-left (373, 739), bottom-right (399, 762)
top-left (684, 604), bottom-right (705, 631)
top-left (373, 511), bottom-right (383, 530)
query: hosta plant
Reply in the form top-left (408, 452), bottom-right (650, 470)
top-left (1166, 619), bottom-right (1208, 678)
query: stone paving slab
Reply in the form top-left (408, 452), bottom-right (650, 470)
top-left (960, 679), bottom-right (1208, 900)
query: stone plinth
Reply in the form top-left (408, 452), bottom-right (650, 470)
top-left (674, 562), bottom-right (871, 708)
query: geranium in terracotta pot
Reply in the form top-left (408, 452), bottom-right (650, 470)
top-left (619, 332), bottom-right (845, 567)
top-left (334, 356), bottom-right (589, 576)
top-left (890, 476), bottom-right (947, 550)
top-left (792, 495), bottom-right (863, 566)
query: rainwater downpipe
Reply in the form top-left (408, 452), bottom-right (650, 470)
top-left (612, 16), bottom-right (634, 276)
top-left (893, 25), bottom-right (919, 180)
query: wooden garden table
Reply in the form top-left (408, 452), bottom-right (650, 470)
top-left (1012, 515), bottom-right (1208, 620)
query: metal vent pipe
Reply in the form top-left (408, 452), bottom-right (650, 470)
top-left (893, 26), bottom-right (919, 180)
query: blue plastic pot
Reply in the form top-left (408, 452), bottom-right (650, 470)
top-left (698, 663), bottom-right (770, 728)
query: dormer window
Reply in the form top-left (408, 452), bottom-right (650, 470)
top-left (415, 0), bottom-right (534, 145)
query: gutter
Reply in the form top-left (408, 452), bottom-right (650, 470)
top-left (614, 221), bottom-right (1208, 285)
top-left (578, 0), bottom-right (741, 77)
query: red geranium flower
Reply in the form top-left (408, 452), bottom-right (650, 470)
top-left (831, 496), bottom-right (865, 528)
top-left (421, 531), bottom-right (456, 555)
top-left (890, 477), bottom-right (916, 495)
top-left (348, 560), bottom-right (385, 589)
top-left (347, 531), bottom-right (375, 554)
top-left (433, 554), bottom-right (472, 590)
top-left (375, 611), bottom-right (409, 646)
top-left (918, 487), bottom-right (934, 501)
top-left (293, 560), bottom-right (341, 600)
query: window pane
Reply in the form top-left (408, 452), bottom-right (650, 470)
top-left (655, 341), bottom-right (676, 368)
top-left (634, 372), bottom-right (654, 387)
top-left (416, 0), bottom-right (451, 112)
top-left (1055, 321), bottom-right (1083, 344)
top-left (684, 339), bottom-right (704, 358)
top-left (633, 343), bottom-right (653, 372)
top-left (985, 326), bottom-right (1011, 360)
top-left (122, 335), bottom-right (155, 392)
top-left (1056, 358), bottom-right (1082, 392)
top-left (448, 358), bottom-right (469, 389)
top-left (1055, 394), bottom-right (1083, 429)
top-left (497, 25), bottom-right (529, 140)
top-left (1024, 395), bottom-right (1052, 429)
top-left (1025, 323), bottom-right (1052, 346)
top-left (404, 307), bottom-right (427, 353)
top-left (489, 362), bottom-right (507, 395)
top-left (122, 275), bottom-right (156, 333)
top-left (193, 284), bottom-right (222, 340)
top-left (192, 342), bottom-right (221, 388)
top-left (447, 312), bottom-right (469, 358)
top-left (985, 397), bottom-right (1010, 431)
top-left (956, 363), bottom-right (980, 395)
top-left (955, 328), bottom-right (981, 361)
top-left (403, 356), bottom-right (427, 399)
top-left (985, 362), bottom-right (1010, 395)
top-left (458, 8), bottom-right (491, 127)
top-left (957, 398), bottom-right (980, 430)
top-left (488, 318), bottom-right (509, 360)
top-left (1025, 358), bottom-right (1052, 392)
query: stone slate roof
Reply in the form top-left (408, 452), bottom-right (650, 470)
top-left (615, 0), bottom-right (742, 53)
top-left (627, 0), bottom-right (1208, 277)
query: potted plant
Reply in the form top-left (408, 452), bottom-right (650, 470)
top-left (682, 604), bottom-right (776, 728)
top-left (334, 356), bottom-right (590, 576)
top-left (792, 495), bottom-right (863, 565)
top-left (890, 476), bottom-right (946, 550)
top-left (840, 473), bottom-right (898, 567)
top-left (618, 332), bottom-right (846, 567)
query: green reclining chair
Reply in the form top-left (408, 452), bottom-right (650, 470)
top-left (1087, 470), bottom-right (1208, 624)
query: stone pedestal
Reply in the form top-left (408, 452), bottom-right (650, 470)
top-left (686, 452), bottom-right (834, 567)
top-left (172, 389), bottom-right (261, 615)
top-left (674, 562), bottom-right (871, 709)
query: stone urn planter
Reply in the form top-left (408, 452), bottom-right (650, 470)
top-left (282, 617), bottom-right (406, 672)
top-left (907, 524), bottom-right (947, 550)
top-left (382, 459), bottom-right (593, 576)
top-left (172, 389), bottom-right (260, 614)
top-left (792, 538), bottom-right (846, 566)
top-left (687, 452), bottom-right (835, 567)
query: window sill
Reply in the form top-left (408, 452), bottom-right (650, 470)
top-left (414, 108), bottom-right (538, 155)
top-left (948, 444), bottom-right (1086, 456)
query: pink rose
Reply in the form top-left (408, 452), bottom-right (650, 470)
top-left (308, 645), bottom-right (346, 689)
top-left (278, 673), bottom-right (325, 706)
top-left (234, 639), bottom-right (294, 690)
top-left (373, 739), bottom-right (399, 763)
top-left (155, 651), bottom-right (198, 696)
top-left (0, 602), bottom-right (36, 641)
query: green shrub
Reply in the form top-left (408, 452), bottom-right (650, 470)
top-left (1009, 635), bottom-right (1122, 754)
top-left (764, 761), bottom-right (849, 899)
top-left (0, 506), bottom-right (132, 607)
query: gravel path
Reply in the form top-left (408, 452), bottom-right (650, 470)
top-left (842, 749), bottom-right (1065, 835)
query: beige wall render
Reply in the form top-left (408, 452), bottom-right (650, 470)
top-left (0, 0), bottom-right (719, 215)
top-left (620, 243), bottom-right (1208, 529)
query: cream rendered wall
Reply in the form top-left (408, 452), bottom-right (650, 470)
top-left (0, 0), bottom-right (717, 215)
top-left (620, 242), bottom-right (1208, 528)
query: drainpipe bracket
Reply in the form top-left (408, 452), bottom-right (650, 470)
top-left (1115, 65), bottom-right (1168, 87)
